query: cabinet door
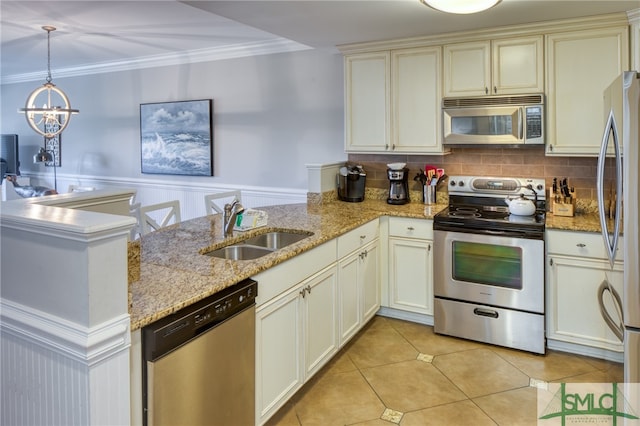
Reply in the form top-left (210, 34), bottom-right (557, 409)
top-left (256, 287), bottom-right (303, 424)
top-left (389, 237), bottom-right (433, 315)
top-left (361, 240), bottom-right (380, 322)
top-left (492, 36), bottom-right (543, 94)
top-left (391, 46), bottom-right (444, 153)
top-left (546, 26), bottom-right (629, 155)
top-left (303, 266), bottom-right (339, 379)
top-left (547, 255), bottom-right (624, 352)
top-left (443, 41), bottom-right (491, 97)
top-left (338, 252), bottom-right (361, 346)
top-left (345, 52), bottom-right (390, 152)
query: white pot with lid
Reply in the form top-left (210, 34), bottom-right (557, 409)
top-left (504, 195), bottom-right (536, 216)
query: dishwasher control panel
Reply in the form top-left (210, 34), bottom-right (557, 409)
top-left (142, 278), bottom-right (257, 361)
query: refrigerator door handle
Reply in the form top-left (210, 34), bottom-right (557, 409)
top-left (597, 279), bottom-right (624, 342)
top-left (597, 109), bottom-right (623, 270)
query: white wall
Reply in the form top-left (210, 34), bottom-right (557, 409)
top-left (1, 48), bottom-right (346, 192)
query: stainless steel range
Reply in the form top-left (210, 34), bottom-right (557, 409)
top-left (433, 176), bottom-right (546, 354)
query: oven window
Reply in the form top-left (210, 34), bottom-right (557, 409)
top-left (452, 241), bottom-right (522, 289)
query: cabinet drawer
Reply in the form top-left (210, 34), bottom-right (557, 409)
top-left (337, 219), bottom-right (379, 258)
top-left (546, 230), bottom-right (624, 261)
top-left (389, 217), bottom-right (433, 239)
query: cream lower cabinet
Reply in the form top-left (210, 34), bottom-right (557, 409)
top-left (256, 265), bottom-right (338, 425)
top-left (255, 241), bottom-right (338, 425)
top-left (546, 230), bottom-right (624, 359)
top-left (337, 220), bottom-right (380, 346)
top-left (388, 217), bottom-right (434, 316)
top-left (545, 25), bottom-right (629, 155)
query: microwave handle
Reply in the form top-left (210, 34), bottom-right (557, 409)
top-left (518, 107), bottom-right (523, 140)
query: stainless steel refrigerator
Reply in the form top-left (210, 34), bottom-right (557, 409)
top-left (597, 71), bottom-right (640, 384)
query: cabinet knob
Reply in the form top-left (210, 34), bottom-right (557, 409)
top-left (385, 144), bottom-right (389, 150)
top-left (407, 227), bottom-right (415, 231)
top-left (300, 289), bottom-right (306, 298)
top-left (485, 87), bottom-right (489, 94)
top-left (576, 243), bottom-right (586, 248)
top-left (306, 285), bottom-right (311, 295)
top-left (493, 86), bottom-right (497, 94)
top-left (360, 235), bottom-right (367, 240)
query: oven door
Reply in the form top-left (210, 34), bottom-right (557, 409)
top-left (434, 230), bottom-right (544, 314)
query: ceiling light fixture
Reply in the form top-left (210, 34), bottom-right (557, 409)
top-left (419, 0), bottom-right (501, 14)
top-left (18, 26), bottom-right (79, 138)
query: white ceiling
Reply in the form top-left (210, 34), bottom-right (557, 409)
top-left (2, 0), bottom-right (639, 83)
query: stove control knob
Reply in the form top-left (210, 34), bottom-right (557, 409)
top-left (457, 180), bottom-right (465, 187)
top-left (450, 180), bottom-right (456, 187)
top-left (536, 184), bottom-right (544, 192)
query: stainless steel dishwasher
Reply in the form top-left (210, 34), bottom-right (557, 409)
top-left (142, 278), bottom-right (257, 426)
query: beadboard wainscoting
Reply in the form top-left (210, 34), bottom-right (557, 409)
top-left (1, 301), bottom-right (131, 425)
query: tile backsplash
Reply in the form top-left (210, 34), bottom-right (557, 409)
top-left (348, 147), bottom-right (616, 203)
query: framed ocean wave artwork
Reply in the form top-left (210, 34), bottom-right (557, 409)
top-left (140, 99), bottom-right (213, 176)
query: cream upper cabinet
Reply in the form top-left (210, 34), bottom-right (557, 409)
top-left (345, 47), bottom-right (447, 154)
top-left (545, 26), bottom-right (629, 156)
top-left (443, 36), bottom-right (543, 97)
top-left (345, 52), bottom-right (390, 152)
top-left (391, 46), bottom-right (444, 153)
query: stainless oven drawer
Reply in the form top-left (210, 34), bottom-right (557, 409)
top-left (434, 298), bottom-right (545, 354)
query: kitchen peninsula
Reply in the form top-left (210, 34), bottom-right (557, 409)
top-left (0, 187), bottom-right (612, 425)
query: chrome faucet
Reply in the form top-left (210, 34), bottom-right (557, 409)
top-left (223, 200), bottom-right (245, 237)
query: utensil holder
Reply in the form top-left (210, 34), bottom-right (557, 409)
top-left (424, 185), bottom-right (436, 205)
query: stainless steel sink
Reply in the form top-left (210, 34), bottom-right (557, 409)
top-left (204, 245), bottom-right (274, 261)
top-left (203, 230), bottom-right (314, 260)
top-left (242, 231), bottom-right (313, 250)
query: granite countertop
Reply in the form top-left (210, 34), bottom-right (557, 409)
top-left (129, 199), bottom-right (445, 330)
top-left (129, 198), bottom-right (610, 331)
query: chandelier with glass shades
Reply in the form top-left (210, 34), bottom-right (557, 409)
top-left (18, 26), bottom-right (79, 138)
top-left (419, 0), bottom-right (501, 14)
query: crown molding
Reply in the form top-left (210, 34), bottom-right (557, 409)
top-left (2, 38), bottom-right (311, 85)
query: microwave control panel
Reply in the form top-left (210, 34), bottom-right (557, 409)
top-left (525, 106), bottom-right (543, 140)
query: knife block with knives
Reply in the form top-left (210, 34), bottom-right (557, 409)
top-left (551, 177), bottom-right (575, 217)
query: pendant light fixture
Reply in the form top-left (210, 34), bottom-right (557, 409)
top-left (18, 26), bottom-right (79, 138)
top-left (419, 0), bottom-right (501, 14)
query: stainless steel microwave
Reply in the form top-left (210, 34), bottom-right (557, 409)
top-left (442, 94), bottom-right (544, 147)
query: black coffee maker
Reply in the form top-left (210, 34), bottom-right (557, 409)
top-left (387, 168), bottom-right (409, 204)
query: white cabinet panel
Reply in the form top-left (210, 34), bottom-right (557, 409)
top-left (304, 267), bottom-right (339, 378)
top-left (444, 36), bottom-right (543, 97)
top-left (345, 52), bottom-right (390, 152)
top-left (389, 237), bottom-right (433, 315)
top-left (546, 229), bottom-right (625, 355)
top-left (391, 46), bottom-right (443, 153)
top-left (545, 26), bottom-right (629, 155)
top-left (256, 286), bottom-right (302, 424)
top-left (547, 255), bottom-right (624, 352)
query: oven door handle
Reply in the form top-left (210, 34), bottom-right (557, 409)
top-left (474, 308), bottom-right (499, 319)
top-left (483, 229), bottom-right (511, 236)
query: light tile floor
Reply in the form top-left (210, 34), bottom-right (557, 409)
top-left (265, 315), bottom-right (624, 426)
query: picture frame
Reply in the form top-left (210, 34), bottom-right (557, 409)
top-left (140, 99), bottom-right (213, 176)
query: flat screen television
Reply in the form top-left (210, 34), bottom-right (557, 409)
top-left (0, 134), bottom-right (21, 179)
